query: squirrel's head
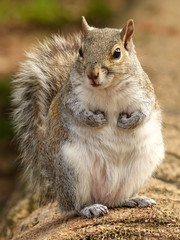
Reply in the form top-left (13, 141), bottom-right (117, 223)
top-left (75, 17), bottom-right (135, 89)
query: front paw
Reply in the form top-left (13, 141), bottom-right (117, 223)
top-left (117, 111), bottom-right (145, 129)
top-left (82, 110), bottom-right (107, 127)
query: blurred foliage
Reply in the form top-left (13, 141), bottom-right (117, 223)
top-left (0, 0), bottom-right (139, 27)
top-left (86, 0), bottom-right (113, 23)
top-left (0, 0), bottom-right (120, 27)
top-left (0, 0), bottom-right (70, 27)
top-left (0, 79), bottom-right (13, 141)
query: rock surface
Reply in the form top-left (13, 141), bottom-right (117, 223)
top-left (6, 178), bottom-right (179, 240)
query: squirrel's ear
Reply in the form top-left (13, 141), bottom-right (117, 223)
top-left (82, 16), bottom-right (91, 34)
top-left (120, 19), bottom-right (134, 50)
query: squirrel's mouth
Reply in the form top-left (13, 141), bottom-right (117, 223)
top-left (89, 78), bottom-right (102, 87)
top-left (91, 82), bottom-right (101, 87)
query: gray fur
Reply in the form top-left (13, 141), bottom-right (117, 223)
top-left (54, 153), bottom-right (79, 212)
top-left (65, 92), bottom-right (107, 127)
top-left (117, 111), bottom-right (146, 129)
top-left (12, 34), bottom-right (81, 197)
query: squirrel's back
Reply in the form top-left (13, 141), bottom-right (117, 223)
top-left (12, 33), bottom-right (81, 192)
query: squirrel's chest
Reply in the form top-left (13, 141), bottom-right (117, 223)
top-left (78, 81), bottom-right (142, 114)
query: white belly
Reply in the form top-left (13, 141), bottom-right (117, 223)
top-left (61, 110), bottom-right (164, 207)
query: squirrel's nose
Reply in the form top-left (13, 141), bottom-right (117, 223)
top-left (86, 67), bottom-right (99, 81)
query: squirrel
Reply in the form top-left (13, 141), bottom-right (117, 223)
top-left (12, 17), bottom-right (164, 218)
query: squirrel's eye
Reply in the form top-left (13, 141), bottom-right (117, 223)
top-left (79, 47), bottom-right (83, 57)
top-left (112, 48), bottom-right (121, 59)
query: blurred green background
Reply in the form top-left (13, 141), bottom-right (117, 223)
top-left (0, 0), bottom-right (180, 222)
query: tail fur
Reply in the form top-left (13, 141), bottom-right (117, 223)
top-left (12, 33), bottom-right (81, 199)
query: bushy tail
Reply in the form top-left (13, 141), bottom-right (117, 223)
top-left (11, 34), bottom-right (81, 198)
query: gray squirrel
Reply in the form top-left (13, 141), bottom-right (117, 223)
top-left (12, 17), bottom-right (164, 218)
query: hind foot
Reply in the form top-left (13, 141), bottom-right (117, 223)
top-left (79, 204), bottom-right (108, 218)
top-left (121, 196), bottom-right (156, 208)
